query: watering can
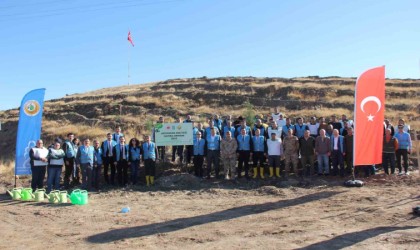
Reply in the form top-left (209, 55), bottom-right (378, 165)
top-left (33, 189), bottom-right (46, 202)
top-left (58, 191), bottom-right (68, 203)
top-left (45, 191), bottom-right (60, 204)
top-left (79, 190), bottom-right (88, 205)
top-left (6, 187), bottom-right (22, 200)
top-left (21, 188), bottom-right (33, 201)
top-left (69, 189), bottom-right (81, 205)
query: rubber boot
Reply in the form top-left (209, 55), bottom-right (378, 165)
top-left (275, 168), bottom-right (281, 178)
top-left (252, 167), bottom-right (258, 179)
top-left (260, 167), bottom-right (265, 179)
top-left (146, 175), bottom-right (150, 186)
top-left (269, 167), bottom-right (274, 178)
top-left (150, 176), bottom-right (155, 185)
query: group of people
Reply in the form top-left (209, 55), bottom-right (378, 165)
top-left (28, 111), bottom-right (413, 193)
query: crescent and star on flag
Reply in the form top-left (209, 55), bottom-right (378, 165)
top-left (360, 96), bottom-right (382, 122)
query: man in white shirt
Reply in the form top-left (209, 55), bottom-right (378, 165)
top-left (265, 133), bottom-right (283, 178)
top-left (30, 139), bottom-right (49, 192)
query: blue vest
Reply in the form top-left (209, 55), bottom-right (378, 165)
top-left (213, 119), bottom-right (223, 131)
top-left (193, 138), bottom-right (206, 155)
top-left (223, 126), bottom-right (236, 138)
top-left (192, 127), bottom-right (199, 141)
top-left (130, 146), bottom-right (141, 161)
top-left (78, 145), bottom-right (94, 165)
top-left (295, 124), bottom-right (308, 138)
top-left (205, 126), bottom-right (220, 137)
top-left (237, 134), bottom-right (251, 151)
top-left (94, 148), bottom-right (103, 165)
top-left (330, 136), bottom-right (344, 152)
top-left (115, 144), bottom-right (129, 161)
top-left (102, 139), bottom-right (117, 156)
top-left (64, 140), bottom-right (75, 158)
top-left (143, 142), bottom-right (156, 160)
top-left (282, 124), bottom-right (295, 137)
top-left (206, 134), bottom-right (221, 150)
top-left (252, 135), bottom-right (265, 152)
top-left (395, 132), bottom-right (411, 150)
top-left (112, 133), bottom-right (124, 142)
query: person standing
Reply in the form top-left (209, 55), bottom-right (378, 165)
top-left (236, 128), bottom-right (253, 179)
top-left (101, 133), bottom-right (117, 185)
top-left (281, 118), bottom-right (295, 139)
top-left (205, 127), bottom-right (221, 179)
top-left (184, 116), bottom-right (194, 165)
top-left (294, 117), bottom-right (308, 139)
top-left (315, 129), bottom-right (331, 175)
top-left (330, 129), bottom-right (346, 177)
top-left (307, 117), bottom-right (319, 138)
top-left (266, 133), bottom-right (283, 178)
top-left (142, 135), bottom-right (158, 186)
top-left (30, 139), bottom-right (49, 192)
top-left (172, 117), bottom-right (184, 164)
top-left (128, 138), bottom-right (141, 185)
top-left (299, 130), bottom-right (315, 176)
top-left (113, 136), bottom-right (129, 187)
top-left (76, 138), bottom-right (95, 191)
top-left (92, 139), bottom-right (103, 190)
top-left (153, 116), bottom-right (166, 161)
top-left (344, 127), bottom-right (354, 175)
top-left (193, 131), bottom-right (206, 177)
top-left (252, 128), bottom-right (266, 179)
top-left (266, 120), bottom-right (282, 140)
top-left (382, 128), bottom-right (398, 175)
top-left (47, 141), bottom-right (65, 193)
top-left (220, 131), bottom-right (238, 180)
top-left (394, 124), bottom-right (412, 175)
top-left (283, 128), bottom-right (300, 177)
top-left (112, 125), bottom-right (124, 143)
top-left (72, 137), bottom-right (81, 186)
top-left (222, 120), bottom-right (236, 139)
top-left (62, 133), bottom-right (76, 189)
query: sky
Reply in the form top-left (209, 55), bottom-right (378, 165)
top-left (0, 0), bottom-right (419, 111)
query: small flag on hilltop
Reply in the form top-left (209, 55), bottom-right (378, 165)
top-left (353, 66), bottom-right (385, 166)
top-left (127, 31), bottom-right (134, 47)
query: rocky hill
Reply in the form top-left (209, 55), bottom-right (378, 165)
top-left (0, 76), bottom-right (419, 162)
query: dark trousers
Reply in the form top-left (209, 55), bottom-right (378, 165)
top-left (237, 150), bottom-right (250, 177)
top-left (144, 159), bottom-right (156, 176)
top-left (331, 150), bottom-right (345, 176)
top-left (396, 149), bottom-right (408, 173)
top-left (64, 157), bottom-right (74, 188)
top-left (31, 165), bottom-right (47, 192)
top-left (103, 156), bottom-right (115, 184)
top-left (185, 145), bottom-right (193, 164)
top-left (382, 153), bottom-right (396, 175)
top-left (92, 164), bottom-right (102, 189)
top-left (117, 160), bottom-right (129, 186)
top-left (81, 163), bottom-right (93, 190)
top-left (172, 145), bottom-right (184, 162)
top-left (252, 151), bottom-right (265, 167)
top-left (300, 155), bottom-right (315, 176)
top-left (206, 150), bottom-right (220, 177)
top-left (158, 146), bottom-right (166, 161)
top-left (345, 152), bottom-right (353, 174)
top-left (47, 166), bottom-right (62, 193)
top-left (193, 155), bottom-right (204, 177)
top-left (130, 160), bottom-right (139, 184)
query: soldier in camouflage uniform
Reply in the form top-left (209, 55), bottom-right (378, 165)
top-left (282, 128), bottom-right (300, 177)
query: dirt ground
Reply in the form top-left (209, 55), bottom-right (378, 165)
top-left (1, 171), bottom-right (419, 250)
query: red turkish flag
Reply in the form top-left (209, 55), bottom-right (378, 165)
top-left (127, 31), bottom-right (134, 47)
top-left (353, 66), bottom-right (385, 166)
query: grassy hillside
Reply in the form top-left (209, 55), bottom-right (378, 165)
top-left (0, 76), bottom-right (419, 164)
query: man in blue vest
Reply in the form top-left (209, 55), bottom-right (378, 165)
top-left (330, 129), bottom-right (346, 177)
top-left (394, 124), bottom-right (412, 175)
top-left (252, 119), bottom-right (267, 137)
top-left (112, 126), bottom-right (124, 142)
top-left (282, 118), bottom-right (295, 139)
top-left (153, 116), bottom-right (166, 162)
top-left (113, 136), bottom-right (129, 187)
top-left (62, 133), bottom-right (76, 189)
top-left (204, 120), bottom-right (221, 138)
top-left (142, 135), bottom-right (158, 186)
top-left (172, 117), bottom-right (184, 164)
top-left (236, 128), bottom-right (253, 179)
top-left (76, 138), bottom-right (95, 191)
top-left (294, 117), bottom-right (308, 139)
top-left (193, 131), bottom-right (206, 177)
top-left (222, 120), bottom-right (236, 139)
top-left (184, 116), bottom-right (194, 166)
top-left (101, 133), bottom-right (117, 185)
top-left (206, 127), bottom-right (221, 179)
top-left (235, 120), bottom-right (251, 138)
top-left (252, 128), bottom-right (266, 179)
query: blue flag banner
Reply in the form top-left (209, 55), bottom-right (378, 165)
top-left (15, 88), bottom-right (46, 175)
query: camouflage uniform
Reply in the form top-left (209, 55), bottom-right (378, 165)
top-left (220, 138), bottom-right (238, 179)
top-left (282, 135), bottom-right (299, 174)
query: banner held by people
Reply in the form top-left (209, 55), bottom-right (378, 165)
top-left (15, 88), bottom-right (46, 176)
top-left (353, 66), bottom-right (385, 166)
top-left (154, 123), bottom-right (193, 146)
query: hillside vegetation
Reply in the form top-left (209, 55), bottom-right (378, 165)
top-left (0, 76), bottom-right (419, 163)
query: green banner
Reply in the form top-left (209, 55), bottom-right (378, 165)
top-left (154, 123), bottom-right (193, 146)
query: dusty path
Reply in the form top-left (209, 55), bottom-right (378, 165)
top-left (1, 173), bottom-right (419, 249)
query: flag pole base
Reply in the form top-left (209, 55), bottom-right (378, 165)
top-left (344, 179), bottom-right (364, 187)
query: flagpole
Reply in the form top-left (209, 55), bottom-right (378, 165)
top-left (128, 35), bottom-right (131, 86)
